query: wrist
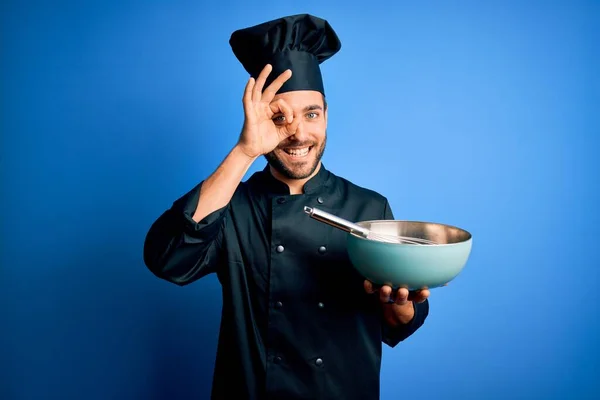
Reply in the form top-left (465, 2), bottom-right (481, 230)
top-left (233, 143), bottom-right (261, 163)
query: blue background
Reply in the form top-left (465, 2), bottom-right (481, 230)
top-left (2, 0), bottom-right (599, 399)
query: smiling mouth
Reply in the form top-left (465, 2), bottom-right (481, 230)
top-left (282, 146), bottom-right (311, 158)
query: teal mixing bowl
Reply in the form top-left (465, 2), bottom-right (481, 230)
top-left (346, 220), bottom-right (473, 290)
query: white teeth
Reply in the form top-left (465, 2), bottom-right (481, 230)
top-left (285, 147), bottom-right (309, 157)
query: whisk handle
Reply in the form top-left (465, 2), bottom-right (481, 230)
top-left (304, 206), bottom-right (369, 238)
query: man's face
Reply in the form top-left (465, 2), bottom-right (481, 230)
top-left (265, 90), bottom-right (328, 180)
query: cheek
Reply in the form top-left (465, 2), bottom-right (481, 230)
top-left (312, 123), bottom-right (327, 139)
top-left (311, 134), bottom-right (325, 145)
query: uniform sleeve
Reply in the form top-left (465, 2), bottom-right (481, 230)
top-left (380, 198), bottom-right (430, 348)
top-left (143, 181), bottom-right (228, 286)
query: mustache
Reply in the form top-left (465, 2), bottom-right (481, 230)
top-left (277, 141), bottom-right (315, 149)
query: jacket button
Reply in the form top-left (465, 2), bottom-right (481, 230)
top-left (318, 246), bottom-right (326, 254)
top-left (318, 302), bottom-right (324, 309)
top-left (277, 197), bottom-right (286, 204)
top-left (275, 301), bottom-right (283, 308)
top-left (274, 356), bottom-right (282, 364)
top-left (276, 245), bottom-right (284, 253)
top-left (315, 358), bottom-right (323, 366)
top-left (317, 197), bottom-right (324, 204)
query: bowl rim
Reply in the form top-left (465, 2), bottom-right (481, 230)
top-left (349, 219), bottom-right (473, 246)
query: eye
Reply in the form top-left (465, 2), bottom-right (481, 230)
top-left (272, 115), bottom-right (286, 124)
top-left (306, 112), bottom-right (318, 119)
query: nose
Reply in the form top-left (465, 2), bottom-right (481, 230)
top-left (289, 119), bottom-right (309, 141)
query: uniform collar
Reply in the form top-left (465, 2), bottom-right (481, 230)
top-left (256, 162), bottom-right (331, 195)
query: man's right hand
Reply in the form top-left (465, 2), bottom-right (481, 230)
top-left (237, 64), bottom-right (299, 159)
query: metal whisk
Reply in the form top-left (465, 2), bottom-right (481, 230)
top-left (303, 206), bottom-right (438, 245)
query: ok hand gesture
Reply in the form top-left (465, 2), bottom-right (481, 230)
top-left (237, 64), bottom-right (300, 159)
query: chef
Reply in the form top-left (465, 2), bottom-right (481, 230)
top-left (143, 13), bottom-right (430, 400)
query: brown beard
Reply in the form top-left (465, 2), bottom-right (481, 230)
top-left (264, 135), bottom-right (327, 180)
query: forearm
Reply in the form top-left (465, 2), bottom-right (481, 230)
top-left (144, 144), bottom-right (257, 284)
top-left (143, 188), bottom-right (225, 285)
top-left (192, 144), bottom-right (258, 222)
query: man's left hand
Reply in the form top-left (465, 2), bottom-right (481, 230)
top-left (364, 280), bottom-right (430, 325)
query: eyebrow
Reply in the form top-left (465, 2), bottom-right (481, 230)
top-left (303, 104), bottom-right (323, 112)
top-left (273, 104), bottom-right (323, 117)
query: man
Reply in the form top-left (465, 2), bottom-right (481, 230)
top-left (143, 14), bottom-right (430, 400)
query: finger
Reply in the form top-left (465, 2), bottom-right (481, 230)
top-left (395, 288), bottom-right (409, 305)
top-left (269, 99), bottom-right (294, 124)
top-left (243, 77), bottom-right (255, 114)
top-left (253, 64), bottom-right (273, 102)
top-left (379, 285), bottom-right (392, 303)
top-left (364, 280), bottom-right (376, 294)
top-left (281, 109), bottom-right (302, 137)
top-left (283, 113), bottom-right (301, 137)
top-left (262, 69), bottom-right (292, 102)
top-left (408, 289), bottom-right (430, 303)
top-left (416, 289), bottom-right (430, 303)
